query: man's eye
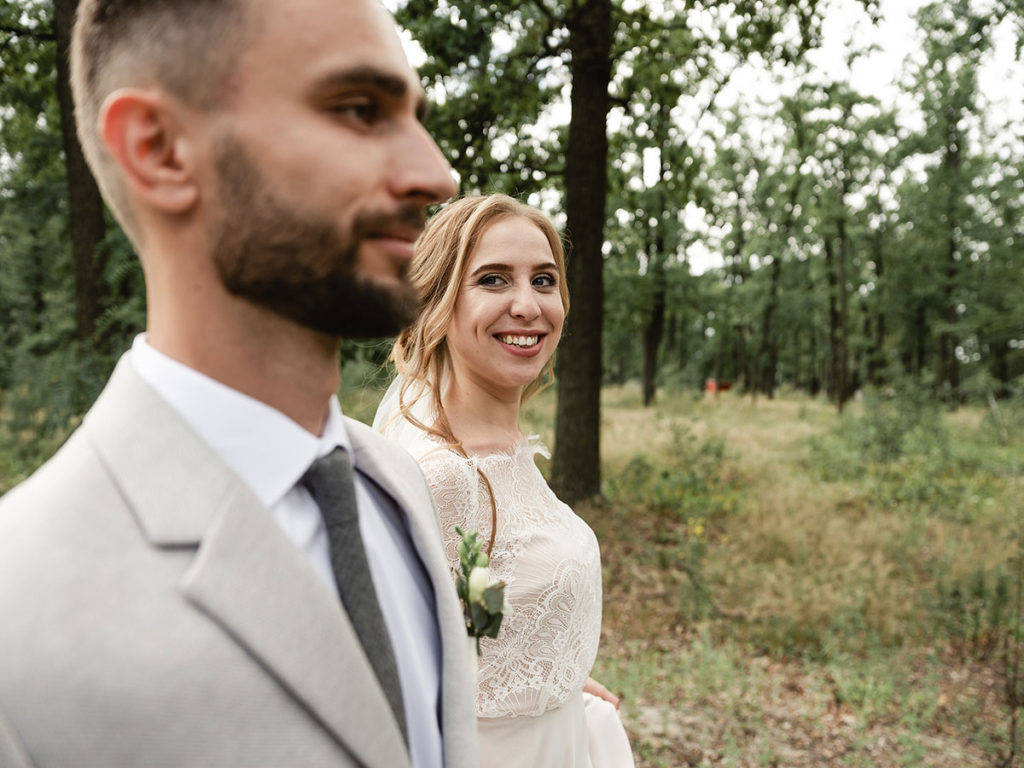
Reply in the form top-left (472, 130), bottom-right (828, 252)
top-left (330, 100), bottom-right (379, 123)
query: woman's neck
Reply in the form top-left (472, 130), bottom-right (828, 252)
top-left (442, 376), bottom-right (523, 455)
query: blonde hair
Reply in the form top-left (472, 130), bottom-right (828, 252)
top-left (70, 0), bottom-right (249, 241)
top-left (391, 194), bottom-right (569, 445)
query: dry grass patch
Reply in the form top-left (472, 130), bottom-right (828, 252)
top-left (593, 387), bottom-right (1022, 766)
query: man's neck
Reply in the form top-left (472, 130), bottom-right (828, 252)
top-left (147, 296), bottom-right (341, 436)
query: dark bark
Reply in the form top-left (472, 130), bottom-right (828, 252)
top-left (808, 327), bottom-right (821, 396)
top-left (551, 0), bottom-right (610, 504)
top-left (823, 237), bottom-right (841, 403)
top-left (792, 330), bottom-right (802, 392)
top-left (868, 226), bottom-right (886, 385)
top-left (713, 326), bottom-right (725, 386)
top-left (736, 323), bottom-right (749, 393)
top-left (836, 211), bottom-right (850, 412)
top-left (664, 311), bottom-right (677, 367)
top-left (936, 113), bottom-right (961, 402)
top-left (915, 305), bottom-right (928, 375)
top-left (54, 0), bottom-right (107, 343)
top-left (992, 342), bottom-right (1010, 397)
top-left (834, 138), bottom-right (852, 412)
top-left (754, 254), bottom-right (781, 398)
top-left (641, 236), bottom-right (666, 407)
top-left (754, 120), bottom-right (805, 399)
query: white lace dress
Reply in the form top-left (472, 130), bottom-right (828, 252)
top-left (386, 423), bottom-right (634, 768)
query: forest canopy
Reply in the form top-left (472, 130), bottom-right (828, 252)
top-left (1, 0), bottom-right (1022, 493)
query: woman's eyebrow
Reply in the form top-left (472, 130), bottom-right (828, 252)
top-left (469, 261), bottom-right (559, 277)
top-left (469, 263), bottom-right (511, 277)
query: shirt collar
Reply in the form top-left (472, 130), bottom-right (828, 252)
top-left (130, 334), bottom-right (350, 509)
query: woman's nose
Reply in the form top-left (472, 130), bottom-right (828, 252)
top-left (509, 284), bottom-right (541, 320)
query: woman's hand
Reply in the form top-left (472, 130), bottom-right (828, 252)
top-left (583, 677), bottom-right (620, 709)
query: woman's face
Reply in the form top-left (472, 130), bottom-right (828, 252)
top-left (446, 216), bottom-right (565, 399)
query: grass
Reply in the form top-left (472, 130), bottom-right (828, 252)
top-left (3, 376), bottom-right (1022, 766)
top-left (567, 384), bottom-right (1024, 768)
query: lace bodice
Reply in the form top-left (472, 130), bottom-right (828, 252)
top-left (398, 428), bottom-right (602, 719)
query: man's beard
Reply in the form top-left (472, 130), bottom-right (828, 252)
top-left (209, 137), bottom-right (422, 339)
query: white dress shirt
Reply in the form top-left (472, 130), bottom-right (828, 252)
top-left (130, 334), bottom-right (443, 768)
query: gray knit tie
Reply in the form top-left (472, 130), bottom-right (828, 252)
top-left (301, 448), bottom-right (407, 743)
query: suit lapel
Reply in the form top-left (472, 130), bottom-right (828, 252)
top-left (181, 486), bottom-right (410, 768)
top-left (85, 358), bottom-right (410, 768)
top-left (348, 421), bottom-right (479, 768)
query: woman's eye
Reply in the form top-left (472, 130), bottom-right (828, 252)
top-left (478, 274), bottom-right (507, 287)
top-left (533, 274), bottom-right (556, 288)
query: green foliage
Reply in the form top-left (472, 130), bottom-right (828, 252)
top-left (855, 382), bottom-right (948, 465)
top-left (933, 566), bottom-right (1013, 655)
top-left (2, 0), bottom-right (1023, 491)
top-left (604, 425), bottom-right (741, 621)
top-left (606, 426), bottom-right (737, 521)
top-left (801, 385), bottom-right (1023, 665)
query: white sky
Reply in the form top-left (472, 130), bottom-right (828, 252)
top-left (677, 0), bottom-right (1023, 273)
top-left (392, 2), bottom-right (1022, 277)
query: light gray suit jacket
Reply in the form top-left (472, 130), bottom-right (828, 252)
top-left (0, 358), bottom-right (478, 768)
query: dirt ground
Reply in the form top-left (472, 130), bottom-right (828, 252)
top-left (622, 649), bottom-right (1009, 767)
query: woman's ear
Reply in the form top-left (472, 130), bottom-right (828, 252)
top-left (100, 88), bottom-right (199, 215)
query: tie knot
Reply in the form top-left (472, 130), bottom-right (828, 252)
top-left (302, 447), bottom-right (352, 488)
top-left (301, 447), bottom-right (357, 518)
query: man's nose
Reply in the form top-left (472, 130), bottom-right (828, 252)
top-left (389, 120), bottom-right (457, 205)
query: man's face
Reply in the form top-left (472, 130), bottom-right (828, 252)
top-left (203, 0), bottom-right (455, 338)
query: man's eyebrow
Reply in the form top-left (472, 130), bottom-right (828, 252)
top-left (312, 65), bottom-right (428, 119)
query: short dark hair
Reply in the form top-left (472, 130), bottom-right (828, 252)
top-left (70, 0), bottom-right (250, 234)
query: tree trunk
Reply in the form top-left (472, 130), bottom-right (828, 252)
top-left (792, 329), bottom-right (802, 392)
top-left (713, 327), bottom-right (726, 389)
top-left (936, 115), bottom-right (962, 403)
top-left (915, 305), bottom-right (927, 375)
top-left (664, 311), bottom-right (677, 368)
top-left (992, 341), bottom-right (1010, 398)
top-left (736, 323), bottom-right (749, 393)
top-left (808, 327), bottom-right (821, 396)
top-left (823, 237), bottom-right (841, 404)
top-left (754, 169), bottom-right (801, 399)
top-left (54, 0), bottom-right (107, 343)
top-left (641, 237), bottom-right (666, 407)
top-left (836, 213), bottom-right (850, 412)
top-left (868, 226), bottom-right (885, 385)
top-left (551, 0), bottom-right (610, 504)
top-left (755, 254), bottom-right (781, 398)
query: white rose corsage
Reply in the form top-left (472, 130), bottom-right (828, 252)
top-left (454, 525), bottom-right (510, 655)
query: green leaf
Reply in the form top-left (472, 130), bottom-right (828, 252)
top-left (482, 584), bottom-right (505, 614)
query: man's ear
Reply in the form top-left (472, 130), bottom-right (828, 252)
top-left (100, 88), bottom-right (200, 214)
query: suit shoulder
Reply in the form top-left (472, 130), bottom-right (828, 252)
top-left (0, 428), bottom-right (104, 522)
top-left (345, 416), bottom-right (419, 468)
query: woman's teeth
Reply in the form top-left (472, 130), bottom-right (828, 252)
top-left (499, 335), bottom-right (538, 348)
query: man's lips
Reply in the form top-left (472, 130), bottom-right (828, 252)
top-left (363, 230), bottom-right (420, 259)
top-left (368, 225), bottom-right (422, 242)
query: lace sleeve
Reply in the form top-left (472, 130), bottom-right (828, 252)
top-left (417, 449), bottom-right (491, 579)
